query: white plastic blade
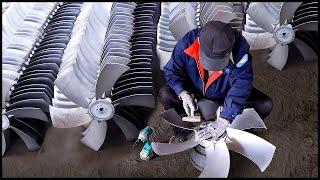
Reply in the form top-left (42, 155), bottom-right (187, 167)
top-left (241, 31), bottom-right (276, 50)
top-left (199, 139), bottom-right (230, 178)
top-left (212, 11), bottom-right (237, 24)
top-left (2, 78), bottom-right (15, 108)
top-left (226, 127), bottom-right (276, 172)
top-left (229, 108), bottom-right (267, 130)
top-left (266, 43), bottom-right (289, 71)
top-left (112, 114), bottom-right (139, 141)
top-left (246, 3), bottom-right (281, 33)
top-left (81, 121), bottom-right (93, 136)
top-left (80, 120), bottom-right (107, 151)
top-left (55, 67), bottom-right (92, 108)
top-left (279, 2), bottom-right (303, 24)
top-left (95, 63), bottom-right (129, 99)
top-left (151, 138), bottom-right (202, 155)
top-left (49, 105), bottom-right (92, 128)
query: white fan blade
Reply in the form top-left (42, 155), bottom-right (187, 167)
top-left (229, 108), bottom-right (267, 130)
top-left (80, 120), bottom-right (107, 151)
top-left (266, 43), bottom-right (289, 71)
top-left (199, 139), bottom-right (230, 178)
top-left (212, 10), bottom-right (237, 24)
top-left (2, 78), bottom-right (15, 108)
top-left (49, 105), bottom-right (92, 128)
top-left (55, 67), bottom-right (92, 108)
top-left (156, 47), bottom-right (173, 70)
top-left (226, 127), bottom-right (276, 172)
top-left (246, 2), bottom-right (282, 33)
top-left (81, 121), bottom-right (93, 136)
top-left (95, 63), bottom-right (129, 99)
top-left (151, 137), bottom-right (203, 155)
top-left (242, 31), bottom-right (276, 50)
top-left (279, 2), bottom-right (303, 24)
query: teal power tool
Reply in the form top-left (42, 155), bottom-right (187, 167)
top-left (134, 126), bottom-right (155, 161)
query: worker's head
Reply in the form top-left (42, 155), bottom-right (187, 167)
top-left (199, 21), bottom-right (235, 71)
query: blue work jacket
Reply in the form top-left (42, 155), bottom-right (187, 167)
top-left (164, 28), bottom-right (253, 121)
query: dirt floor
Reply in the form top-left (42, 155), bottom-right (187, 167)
top-left (2, 49), bottom-right (318, 178)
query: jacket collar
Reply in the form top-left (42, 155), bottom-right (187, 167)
top-left (183, 38), bottom-right (224, 92)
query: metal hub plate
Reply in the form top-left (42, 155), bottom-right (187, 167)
top-left (88, 98), bottom-right (115, 121)
top-left (273, 24), bottom-right (295, 44)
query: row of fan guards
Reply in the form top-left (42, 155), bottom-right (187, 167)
top-left (2, 2), bottom-right (82, 156)
top-left (49, 2), bottom-right (159, 152)
top-left (243, 2), bottom-right (318, 71)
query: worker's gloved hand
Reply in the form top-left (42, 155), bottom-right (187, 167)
top-left (212, 117), bottom-right (230, 139)
top-left (178, 90), bottom-right (196, 116)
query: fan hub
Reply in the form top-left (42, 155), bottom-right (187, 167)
top-left (2, 115), bottom-right (10, 131)
top-left (273, 24), bottom-right (295, 44)
top-left (88, 98), bottom-right (115, 121)
top-left (195, 122), bottom-right (216, 142)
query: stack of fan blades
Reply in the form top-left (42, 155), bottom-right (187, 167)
top-left (2, 2), bottom-right (58, 112)
top-left (2, 2), bottom-right (65, 156)
top-left (195, 2), bottom-right (200, 27)
top-left (100, 2), bottom-right (136, 67)
top-left (199, 2), bottom-right (237, 27)
top-left (156, 2), bottom-right (177, 70)
top-left (291, 2), bottom-right (318, 61)
top-left (292, 2), bottom-right (318, 31)
top-left (229, 2), bottom-right (245, 31)
top-left (54, 3), bottom-right (111, 108)
top-left (168, 2), bottom-right (198, 41)
top-left (245, 2), bottom-right (318, 70)
top-left (2, 3), bottom-right (36, 54)
top-left (49, 2), bottom-right (151, 152)
top-left (111, 2), bottom-right (158, 110)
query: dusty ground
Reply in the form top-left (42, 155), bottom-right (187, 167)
top-left (2, 49), bottom-right (318, 178)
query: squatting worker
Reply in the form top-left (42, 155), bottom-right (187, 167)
top-left (160, 21), bottom-right (273, 143)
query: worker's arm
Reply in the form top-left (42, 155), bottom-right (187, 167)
top-left (163, 39), bottom-right (188, 96)
top-left (219, 54), bottom-right (253, 122)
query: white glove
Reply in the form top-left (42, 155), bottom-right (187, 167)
top-left (212, 117), bottom-right (230, 138)
top-left (179, 90), bottom-right (196, 116)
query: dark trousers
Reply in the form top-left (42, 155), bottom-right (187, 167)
top-left (159, 85), bottom-right (273, 136)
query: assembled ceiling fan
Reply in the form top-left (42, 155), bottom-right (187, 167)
top-left (244, 2), bottom-right (318, 71)
top-left (151, 107), bottom-right (276, 178)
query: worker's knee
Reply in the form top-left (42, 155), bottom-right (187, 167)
top-left (256, 96), bottom-right (273, 119)
top-left (159, 86), bottom-right (177, 108)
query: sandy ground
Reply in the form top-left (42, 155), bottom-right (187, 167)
top-left (2, 49), bottom-right (318, 178)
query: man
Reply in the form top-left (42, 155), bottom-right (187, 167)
top-left (159, 21), bottom-right (273, 142)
